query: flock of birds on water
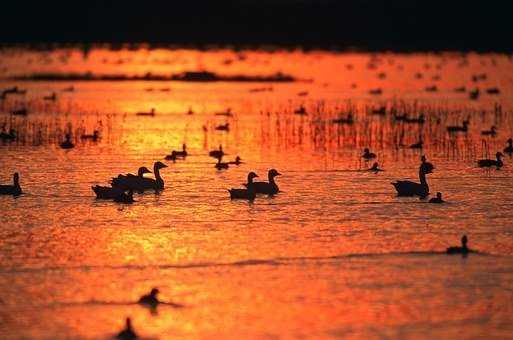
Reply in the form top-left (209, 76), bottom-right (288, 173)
top-left (1, 53), bottom-right (513, 339)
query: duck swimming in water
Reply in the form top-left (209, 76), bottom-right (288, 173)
top-left (392, 159), bottom-right (434, 197)
top-left (138, 288), bottom-right (161, 307)
top-left (116, 317), bottom-right (138, 340)
top-left (503, 138), bottom-right (513, 154)
top-left (174, 144), bottom-right (187, 157)
top-left (215, 123), bottom-right (230, 131)
top-left (112, 163), bottom-right (167, 192)
top-left (81, 130), bottom-right (100, 141)
top-left (447, 235), bottom-right (473, 255)
top-left (481, 125), bottom-right (497, 136)
top-left (478, 152), bottom-right (504, 168)
top-left (362, 148), bottom-right (376, 160)
top-left (110, 167), bottom-right (152, 189)
top-left (228, 156), bottom-right (242, 165)
top-left (428, 192), bottom-right (444, 203)
top-left (447, 120), bottom-right (469, 133)
top-left (229, 172), bottom-right (258, 200)
top-left (60, 133), bottom-right (74, 149)
top-left (244, 169), bottom-right (281, 195)
top-left (0, 173), bottom-right (22, 196)
top-left (209, 145), bottom-right (224, 158)
top-left (165, 144), bottom-right (187, 161)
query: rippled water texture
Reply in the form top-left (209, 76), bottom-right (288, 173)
top-left (1, 48), bottom-right (513, 339)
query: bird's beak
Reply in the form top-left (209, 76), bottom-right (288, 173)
top-left (161, 164), bottom-right (168, 168)
top-left (276, 172), bottom-right (282, 176)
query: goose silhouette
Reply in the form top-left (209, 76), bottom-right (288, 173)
top-left (228, 156), bottom-right (243, 165)
top-left (81, 130), bottom-right (99, 141)
top-left (0, 173), bottom-right (22, 196)
top-left (166, 144), bottom-right (187, 161)
top-left (428, 192), bottom-right (444, 203)
top-left (447, 235), bottom-right (473, 255)
top-left (174, 144), bottom-right (187, 157)
top-left (244, 169), bottom-right (281, 195)
top-left (110, 167), bottom-right (152, 188)
top-left (215, 123), bottom-right (230, 131)
top-left (392, 158), bottom-right (434, 197)
top-left (481, 125), bottom-right (497, 136)
top-left (116, 318), bottom-right (138, 339)
top-left (229, 172), bottom-right (258, 200)
top-left (209, 145), bottom-right (224, 158)
top-left (60, 133), bottom-right (74, 149)
top-left (112, 163), bottom-right (167, 191)
top-left (136, 108), bottom-right (155, 116)
top-left (362, 148), bottom-right (376, 160)
top-left (478, 152), bottom-right (503, 168)
top-left (138, 288), bottom-right (160, 307)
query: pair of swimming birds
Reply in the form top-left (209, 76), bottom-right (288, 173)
top-left (229, 169), bottom-right (281, 200)
top-left (92, 161), bottom-right (168, 202)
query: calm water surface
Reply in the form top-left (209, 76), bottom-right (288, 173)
top-left (1, 48), bottom-right (513, 339)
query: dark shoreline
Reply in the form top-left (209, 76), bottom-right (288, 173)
top-left (9, 71), bottom-right (297, 83)
top-left (1, 43), bottom-right (512, 54)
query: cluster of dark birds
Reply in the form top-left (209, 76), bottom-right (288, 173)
top-left (92, 161), bottom-right (168, 203)
top-left (358, 137), bottom-right (512, 205)
top-left (89, 143), bottom-right (250, 203)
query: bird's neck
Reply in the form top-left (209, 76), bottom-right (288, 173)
top-left (419, 170), bottom-right (427, 186)
top-left (268, 175), bottom-right (275, 184)
top-left (154, 166), bottom-right (162, 182)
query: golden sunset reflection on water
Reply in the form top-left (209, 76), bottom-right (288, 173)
top-left (1, 47), bottom-right (513, 339)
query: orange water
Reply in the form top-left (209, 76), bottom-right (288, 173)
top-left (1, 47), bottom-right (513, 339)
